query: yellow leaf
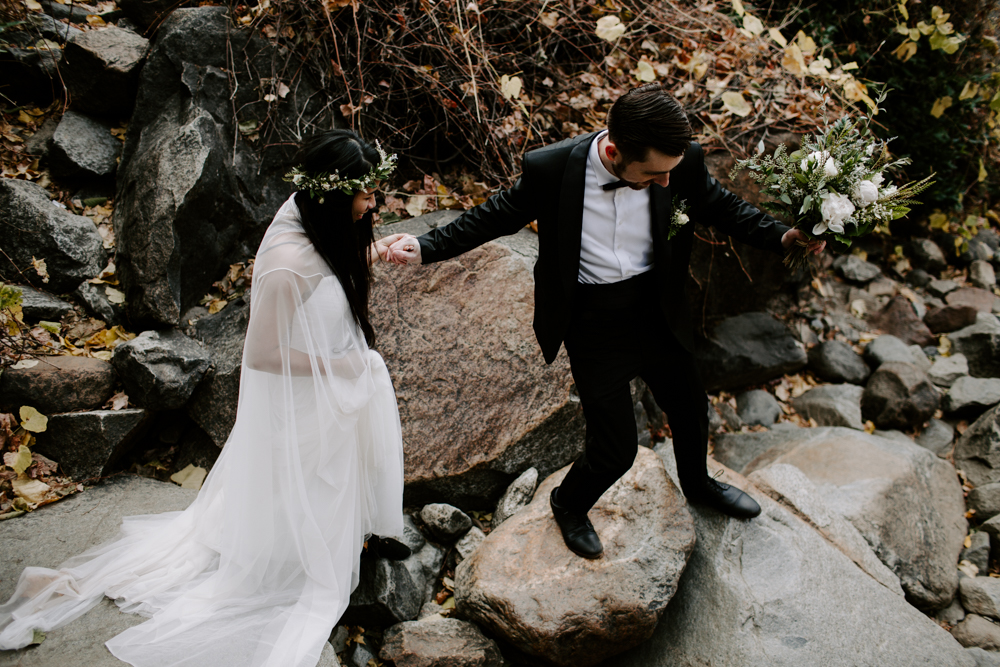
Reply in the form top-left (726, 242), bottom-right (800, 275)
top-left (980, 159), bottom-right (988, 183)
top-left (24, 0), bottom-right (42, 10)
top-left (917, 21), bottom-right (935, 35)
top-left (12, 359), bottom-right (38, 370)
top-left (3, 445), bottom-right (32, 474)
top-left (742, 14), bottom-right (764, 36)
top-left (959, 81), bottom-right (979, 100)
top-left (13, 474), bottom-right (50, 505)
top-left (937, 22), bottom-right (954, 35)
top-left (105, 286), bottom-right (125, 304)
top-left (928, 212), bottom-right (948, 228)
top-left (170, 464), bottom-right (208, 490)
top-left (908, 28), bottom-right (920, 42)
top-left (795, 30), bottom-right (816, 55)
top-left (965, 535), bottom-right (973, 549)
top-left (768, 27), bottom-right (787, 47)
top-left (864, 420), bottom-right (876, 434)
top-left (721, 91), bottom-right (752, 117)
top-left (594, 15), bottom-right (625, 43)
top-left (930, 96), bottom-right (952, 118)
top-left (208, 299), bottom-right (227, 315)
top-left (498, 74), bottom-right (522, 100)
top-left (19, 406), bottom-right (48, 433)
top-left (405, 194), bottom-right (429, 218)
top-left (782, 44), bottom-right (806, 75)
top-left (633, 60), bottom-right (656, 82)
top-left (842, 76), bottom-right (876, 111)
top-left (441, 596), bottom-right (456, 609)
top-left (31, 257), bottom-right (49, 284)
top-left (895, 23), bottom-right (910, 35)
top-left (892, 40), bottom-right (918, 61)
top-left (730, 0), bottom-right (745, 16)
top-left (85, 14), bottom-right (106, 26)
top-left (91, 350), bottom-right (113, 361)
top-left (931, 5), bottom-right (944, 20)
top-left (897, 2), bottom-right (908, 20)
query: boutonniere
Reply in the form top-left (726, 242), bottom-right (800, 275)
top-left (668, 196), bottom-right (690, 241)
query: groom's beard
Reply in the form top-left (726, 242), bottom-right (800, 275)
top-left (608, 159), bottom-right (651, 190)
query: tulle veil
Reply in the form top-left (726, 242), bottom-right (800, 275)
top-left (0, 195), bottom-right (405, 667)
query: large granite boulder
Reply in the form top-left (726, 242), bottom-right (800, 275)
top-left (613, 461), bottom-right (975, 667)
top-left (371, 224), bottom-right (586, 508)
top-left (693, 312), bottom-right (807, 392)
top-left (186, 300), bottom-right (249, 447)
top-left (111, 329), bottom-right (211, 410)
top-left (861, 361), bottom-right (940, 430)
top-left (955, 404), bottom-right (1000, 488)
top-left (713, 426), bottom-right (967, 609)
top-left (949, 314), bottom-right (1000, 379)
top-left (33, 409), bottom-right (149, 480)
top-left (114, 7), bottom-right (334, 326)
top-left (0, 179), bottom-right (107, 293)
top-left (454, 447), bottom-right (695, 667)
top-left (60, 27), bottom-right (149, 117)
top-left (0, 355), bottom-right (116, 414)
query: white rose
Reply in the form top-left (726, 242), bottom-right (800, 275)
top-left (871, 173), bottom-right (884, 186)
top-left (677, 213), bottom-right (690, 225)
top-left (819, 192), bottom-right (855, 233)
top-left (853, 180), bottom-right (879, 207)
top-left (823, 156), bottom-right (839, 178)
top-left (800, 150), bottom-right (830, 173)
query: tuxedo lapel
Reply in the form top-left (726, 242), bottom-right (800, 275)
top-left (557, 137), bottom-right (593, 291)
top-left (650, 182), bottom-right (673, 266)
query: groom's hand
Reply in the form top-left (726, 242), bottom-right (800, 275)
top-left (373, 233), bottom-right (410, 264)
top-left (782, 229), bottom-right (826, 255)
top-left (387, 234), bottom-right (422, 265)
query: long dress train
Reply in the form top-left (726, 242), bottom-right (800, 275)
top-left (0, 195), bottom-right (405, 667)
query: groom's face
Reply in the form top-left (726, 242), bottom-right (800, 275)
top-left (608, 145), bottom-right (684, 190)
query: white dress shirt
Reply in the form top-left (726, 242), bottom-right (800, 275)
top-left (578, 130), bottom-right (654, 285)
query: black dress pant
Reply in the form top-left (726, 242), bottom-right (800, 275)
top-left (556, 271), bottom-right (711, 514)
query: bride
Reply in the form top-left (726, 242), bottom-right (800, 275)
top-left (0, 129), bottom-right (414, 667)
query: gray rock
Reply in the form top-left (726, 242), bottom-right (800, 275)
top-left (747, 463), bottom-right (903, 594)
top-left (33, 409), bottom-right (149, 480)
top-left (945, 377), bottom-right (1000, 418)
top-left (0, 355), bottom-right (116, 414)
top-left (0, 179), bottom-right (107, 293)
top-left (420, 504), bottom-right (472, 541)
top-left (867, 276), bottom-right (898, 298)
top-left (707, 400), bottom-right (725, 432)
top-left (861, 361), bottom-right (941, 430)
top-left (834, 254), bottom-right (882, 283)
top-left (792, 384), bottom-right (864, 430)
top-left (343, 558), bottom-right (424, 628)
top-left (48, 111), bottom-right (121, 180)
top-left (953, 615), bottom-right (1000, 651)
top-left (14, 285), bottom-right (74, 321)
top-left (455, 448), bottom-right (694, 667)
top-left (380, 618), bottom-right (504, 667)
top-left (808, 339), bottom-right (871, 385)
top-left (328, 625), bottom-right (349, 653)
top-left (735, 389), bottom-right (782, 427)
top-left (909, 344), bottom-right (933, 372)
top-left (111, 329), bottom-right (212, 410)
top-left (929, 278), bottom-right (961, 298)
top-left (863, 334), bottom-right (916, 369)
top-left (949, 314), bottom-right (1000, 379)
top-left (962, 577), bottom-right (1000, 620)
top-left (411, 541), bottom-right (446, 602)
top-left (25, 12), bottom-right (84, 43)
top-left (907, 268), bottom-right (933, 288)
top-left (186, 300), bottom-right (249, 446)
top-left (874, 429), bottom-right (914, 444)
top-left (713, 427), bottom-right (968, 609)
top-left (967, 647), bottom-right (1000, 667)
top-left (794, 321), bottom-right (820, 346)
top-left (912, 238), bottom-right (949, 273)
top-left (956, 404), bottom-right (1000, 487)
top-left (694, 312), bottom-right (807, 392)
top-left (969, 481), bottom-right (1000, 524)
top-left (399, 514), bottom-right (426, 553)
top-left (938, 598), bottom-right (967, 625)
top-left (417, 601), bottom-right (445, 620)
top-left (344, 641), bottom-right (379, 667)
top-left (930, 354), bottom-right (970, 388)
top-left (492, 467), bottom-right (538, 528)
top-left (972, 261), bottom-right (998, 290)
top-left (73, 281), bottom-right (120, 325)
top-left (0, 476), bottom-right (197, 667)
top-left (870, 295), bottom-right (937, 347)
top-left (24, 117), bottom-right (58, 157)
top-left (926, 305), bottom-right (981, 334)
top-left (715, 401), bottom-right (744, 430)
top-left (614, 462), bottom-right (973, 667)
top-left (60, 27), bottom-right (148, 117)
top-left (454, 526), bottom-right (485, 562)
top-left (916, 418), bottom-right (956, 456)
top-left (963, 532), bottom-right (992, 575)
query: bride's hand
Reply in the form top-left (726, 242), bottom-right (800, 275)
top-left (373, 233), bottom-right (410, 264)
top-left (386, 234), bottom-right (422, 265)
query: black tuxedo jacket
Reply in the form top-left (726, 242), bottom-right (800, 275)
top-left (415, 132), bottom-right (791, 364)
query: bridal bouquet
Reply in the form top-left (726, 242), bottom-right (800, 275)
top-left (731, 97), bottom-right (934, 269)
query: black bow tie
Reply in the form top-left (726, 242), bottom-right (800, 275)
top-left (602, 180), bottom-right (629, 191)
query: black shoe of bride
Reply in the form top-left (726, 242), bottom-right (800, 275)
top-left (362, 536), bottom-right (412, 561)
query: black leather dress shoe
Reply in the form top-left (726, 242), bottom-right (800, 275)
top-left (549, 488), bottom-right (604, 559)
top-left (688, 477), bottom-right (761, 519)
top-left (363, 536), bottom-right (412, 561)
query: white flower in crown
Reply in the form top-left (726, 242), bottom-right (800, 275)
top-left (283, 140), bottom-right (398, 200)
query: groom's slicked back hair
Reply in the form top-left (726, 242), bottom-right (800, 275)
top-left (607, 83), bottom-right (693, 163)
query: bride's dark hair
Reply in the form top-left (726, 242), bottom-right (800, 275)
top-left (293, 129), bottom-right (379, 347)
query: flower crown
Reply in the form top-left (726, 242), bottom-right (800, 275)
top-left (283, 140), bottom-right (398, 202)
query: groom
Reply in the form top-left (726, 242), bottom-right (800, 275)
top-left (388, 83), bottom-right (820, 559)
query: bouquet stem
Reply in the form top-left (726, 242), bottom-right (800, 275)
top-left (783, 239), bottom-right (814, 271)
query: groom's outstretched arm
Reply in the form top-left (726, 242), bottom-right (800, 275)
top-left (415, 177), bottom-right (539, 264)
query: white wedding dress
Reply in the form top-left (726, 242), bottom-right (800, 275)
top-left (0, 196), bottom-right (405, 667)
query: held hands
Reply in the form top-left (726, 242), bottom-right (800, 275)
top-left (372, 233), bottom-right (414, 265)
top-left (385, 234), bottom-right (422, 265)
top-left (781, 229), bottom-right (826, 255)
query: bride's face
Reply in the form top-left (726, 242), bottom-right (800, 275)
top-left (351, 185), bottom-right (379, 223)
